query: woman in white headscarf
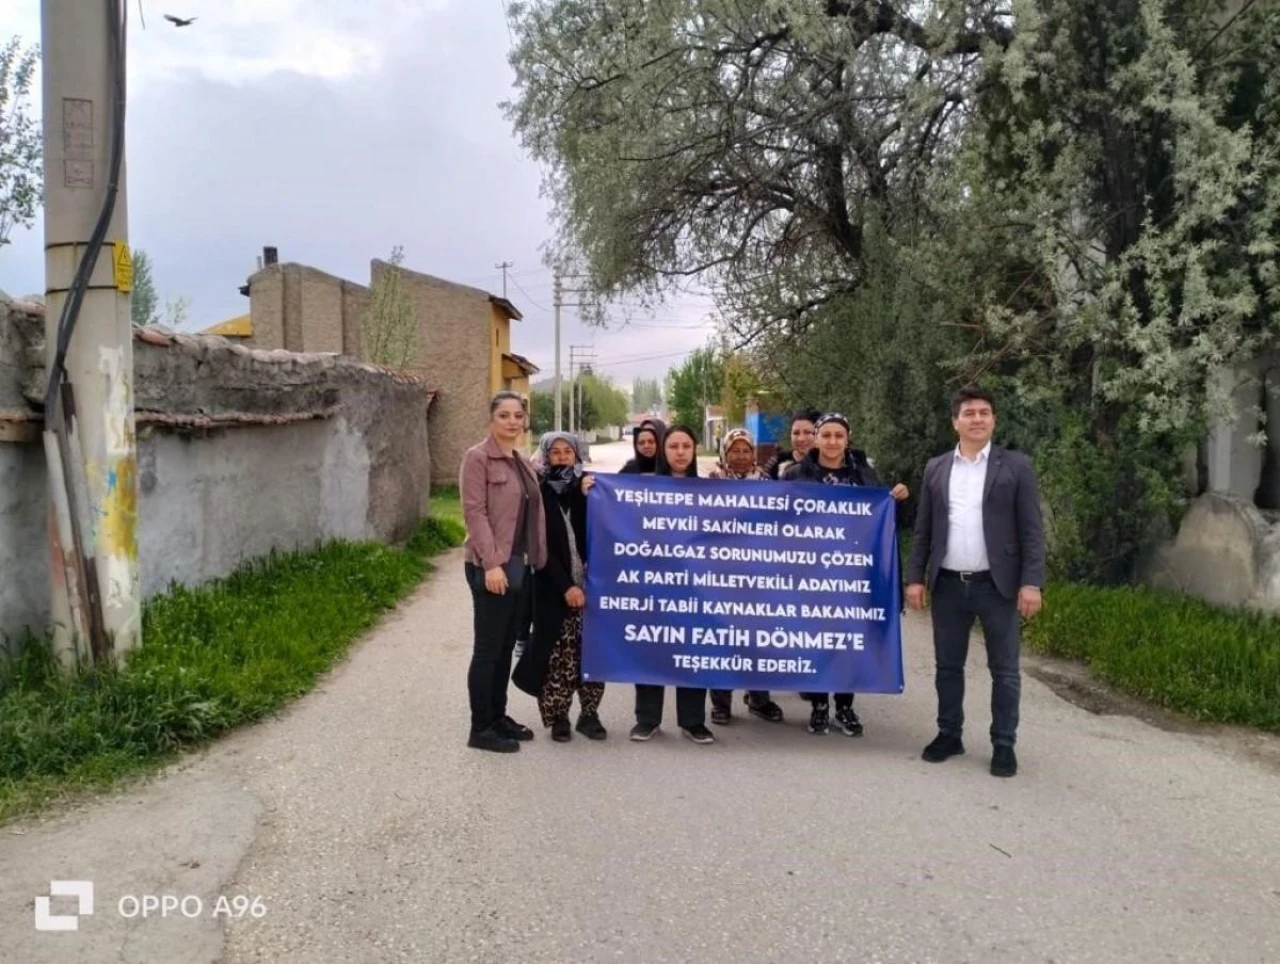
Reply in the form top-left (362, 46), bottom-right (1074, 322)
top-left (512, 432), bottom-right (606, 741)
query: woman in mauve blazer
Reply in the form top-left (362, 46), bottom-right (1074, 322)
top-left (459, 391), bottom-right (547, 754)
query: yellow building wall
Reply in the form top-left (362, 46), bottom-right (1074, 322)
top-left (489, 307), bottom-right (512, 396)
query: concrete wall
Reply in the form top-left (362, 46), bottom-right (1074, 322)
top-left (1143, 492), bottom-right (1280, 613)
top-left (0, 441), bottom-right (50, 645)
top-left (1141, 354), bottom-right (1280, 612)
top-left (0, 299), bottom-right (433, 642)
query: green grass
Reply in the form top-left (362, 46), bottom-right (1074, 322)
top-left (0, 510), bottom-right (464, 824)
top-left (1023, 583), bottom-right (1280, 732)
top-left (430, 484), bottom-right (464, 532)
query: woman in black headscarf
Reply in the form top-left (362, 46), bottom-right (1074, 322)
top-left (784, 412), bottom-right (909, 738)
top-left (512, 432), bottom-right (607, 742)
top-left (619, 418), bottom-right (666, 475)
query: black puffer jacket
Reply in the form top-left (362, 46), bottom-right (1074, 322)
top-left (782, 448), bottom-right (881, 486)
top-left (784, 447), bottom-right (907, 611)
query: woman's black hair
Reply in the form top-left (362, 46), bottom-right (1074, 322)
top-left (657, 424), bottom-right (701, 477)
top-left (791, 408), bottom-right (822, 427)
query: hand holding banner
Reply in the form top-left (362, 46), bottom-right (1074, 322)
top-left (582, 475), bottom-right (904, 693)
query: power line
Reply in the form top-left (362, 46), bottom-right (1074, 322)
top-left (590, 347), bottom-right (701, 367)
top-left (510, 275), bottom-right (549, 313)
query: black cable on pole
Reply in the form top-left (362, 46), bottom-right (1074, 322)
top-left (43, 0), bottom-right (128, 416)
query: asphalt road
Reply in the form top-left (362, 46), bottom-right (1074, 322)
top-left (2, 446), bottom-right (1279, 962)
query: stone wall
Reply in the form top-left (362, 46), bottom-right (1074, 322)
top-left (0, 298), bottom-right (433, 642)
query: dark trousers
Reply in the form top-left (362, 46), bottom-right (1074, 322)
top-left (931, 571), bottom-right (1021, 747)
top-left (801, 692), bottom-right (853, 710)
top-left (465, 563), bottom-right (532, 734)
top-left (635, 684), bottom-right (706, 729)
top-left (710, 689), bottom-right (771, 710)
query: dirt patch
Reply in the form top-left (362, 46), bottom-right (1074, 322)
top-left (1025, 652), bottom-right (1280, 774)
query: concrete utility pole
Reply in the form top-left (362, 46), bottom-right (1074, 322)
top-left (553, 271), bottom-right (563, 430)
top-left (551, 272), bottom-right (590, 432)
top-left (569, 345), bottom-right (596, 435)
top-left (41, 0), bottom-right (140, 665)
top-left (494, 260), bottom-right (513, 299)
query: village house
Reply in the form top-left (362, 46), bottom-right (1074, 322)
top-left (202, 247), bottom-right (539, 484)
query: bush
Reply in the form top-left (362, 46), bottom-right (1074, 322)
top-left (1024, 583), bottom-right (1280, 732)
top-left (0, 515), bottom-right (464, 823)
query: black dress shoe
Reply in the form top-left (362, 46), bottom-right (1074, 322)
top-left (991, 745), bottom-right (1018, 778)
top-left (551, 717), bottom-right (572, 742)
top-left (496, 715), bottom-right (534, 741)
top-left (467, 726), bottom-right (519, 753)
top-left (921, 733), bottom-right (965, 763)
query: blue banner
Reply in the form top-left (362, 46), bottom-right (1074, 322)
top-left (582, 474), bottom-right (904, 693)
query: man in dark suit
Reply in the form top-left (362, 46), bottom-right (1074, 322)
top-left (906, 386), bottom-right (1046, 777)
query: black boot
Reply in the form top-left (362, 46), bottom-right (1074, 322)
top-left (576, 713), bottom-right (608, 740)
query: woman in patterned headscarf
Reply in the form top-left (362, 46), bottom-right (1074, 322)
top-left (512, 432), bottom-right (607, 742)
top-left (707, 429), bottom-right (786, 725)
top-left (709, 427), bottom-right (769, 480)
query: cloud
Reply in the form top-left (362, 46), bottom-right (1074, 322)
top-left (0, 0), bottom-right (716, 389)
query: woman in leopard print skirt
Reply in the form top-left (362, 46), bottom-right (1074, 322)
top-left (512, 432), bottom-right (606, 742)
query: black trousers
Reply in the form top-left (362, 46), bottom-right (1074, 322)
top-left (801, 692), bottom-right (854, 710)
top-left (635, 684), bottom-right (706, 729)
top-left (465, 563), bottom-right (532, 734)
top-left (710, 689), bottom-right (771, 710)
top-left (930, 571), bottom-right (1021, 747)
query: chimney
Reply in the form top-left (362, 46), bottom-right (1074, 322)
top-left (263, 246), bottom-right (278, 266)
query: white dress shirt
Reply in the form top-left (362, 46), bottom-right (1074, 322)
top-left (941, 442), bottom-right (991, 572)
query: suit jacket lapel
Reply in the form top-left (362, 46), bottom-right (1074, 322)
top-left (938, 452), bottom-right (955, 503)
top-left (983, 446), bottom-right (1003, 504)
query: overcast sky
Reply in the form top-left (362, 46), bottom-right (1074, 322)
top-left (0, 0), bottom-right (717, 390)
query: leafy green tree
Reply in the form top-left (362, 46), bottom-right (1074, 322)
top-left (529, 390), bottom-right (558, 437)
top-left (665, 347), bottom-right (723, 441)
top-left (0, 37), bottom-right (41, 248)
top-left (505, 0), bottom-right (1004, 330)
top-left (361, 246), bottom-right (418, 369)
top-left (631, 376), bottom-right (663, 412)
top-left (130, 250), bottom-right (159, 326)
top-left (578, 371), bottom-right (629, 431)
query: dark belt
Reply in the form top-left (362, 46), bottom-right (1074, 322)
top-left (939, 568), bottom-right (992, 583)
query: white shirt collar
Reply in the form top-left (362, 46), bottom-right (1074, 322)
top-left (954, 441), bottom-right (992, 464)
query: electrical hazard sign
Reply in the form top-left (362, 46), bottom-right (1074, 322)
top-left (112, 242), bottom-right (133, 293)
